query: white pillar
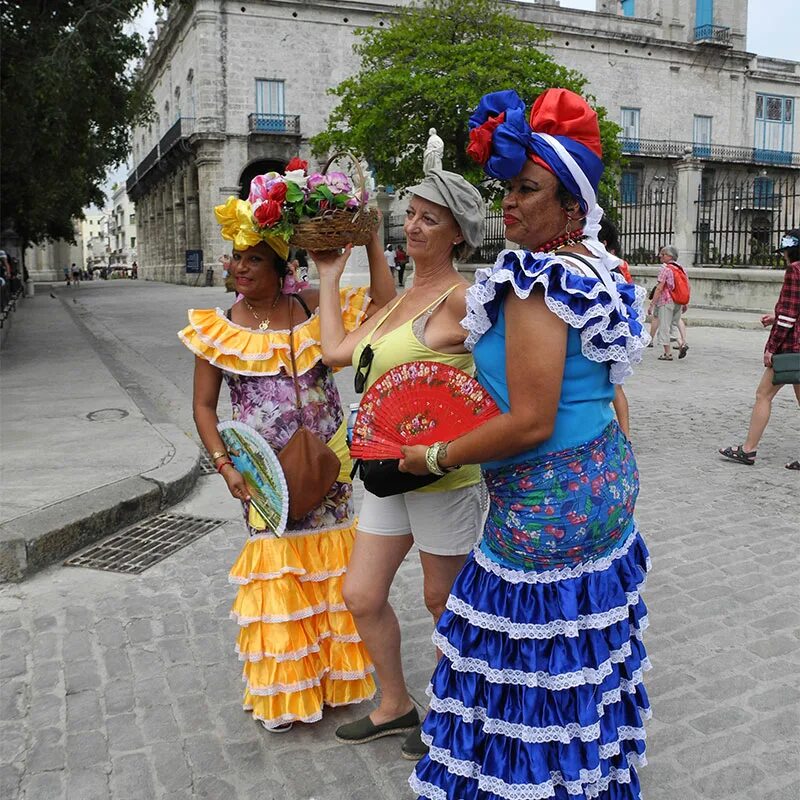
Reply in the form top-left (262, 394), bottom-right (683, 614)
top-left (674, 153), bottom-right (703, 265)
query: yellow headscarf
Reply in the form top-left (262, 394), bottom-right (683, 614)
top-left (214, 196), bottom-right (291, 261)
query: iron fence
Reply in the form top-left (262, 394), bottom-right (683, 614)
top-left (609, 182), bottom-right (676, 264)
top-left (694, 176), bottom-right (800, 266)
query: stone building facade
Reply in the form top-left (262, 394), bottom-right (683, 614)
top-left (127, 0), bottom-right (799, 282)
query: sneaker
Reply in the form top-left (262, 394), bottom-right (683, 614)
top-left (401, 724), bottom-right (429, 761)
top-left (335, 707), bottom-right (420, 744)
top-left (260, 720), bottom-right (293, 733)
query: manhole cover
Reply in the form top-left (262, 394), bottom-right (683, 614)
top-left (198, 450), bottom-right (217, 475)
top-left (64, 512), bottom-right (225, 574)
top-left (86, 408), bottom-right (129, 422)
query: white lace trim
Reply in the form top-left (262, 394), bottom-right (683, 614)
top-left (238, 518), bottom-right (355, 545)
top-left (229, 566), bottom-right (306, 585)
top-left (445, 588), bottom-right (646, 640)
top-left (433, 631), bottom-right (651, 690)
top-left (243, 664), bottom-right (374, 696)
top-left (230, 600), bottom-right (349, 626)
top-left (426, 690), bottom-right (648, 746)
top-left (461, 251), bottom-right (649, 384)
top-left (416, 740), bottom-right (646, 799)
top-left (244, 684), bottom-right (376, 728)
top-left (235, 631), bottom-right (363, 663)
top-left (472, 530), bottom-right (648, 585)
top-left (300, 566), bottom-right (348, 583)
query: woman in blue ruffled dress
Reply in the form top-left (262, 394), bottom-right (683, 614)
top-left (400, 88), bottom-right (652, 799)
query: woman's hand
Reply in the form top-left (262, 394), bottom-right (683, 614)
top-left (761, 313), bottom-right (775, 327)
top-left (398, 445), bottom-right (430, 476)
top-left (309, 244), bottom-right (352, 283)
top-left (221, 465), bottom-right (250, 502)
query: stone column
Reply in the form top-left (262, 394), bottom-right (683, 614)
top-left (174, 170), bottom-right (187, 280)
top-left (674, 152), bottom-right (703, 265)
top-left (194, 135), bottom-right (226, 285)
top-left (185, 165), bottom-right (201, 252)
top-left (163, 180), bottom-right (176, 283)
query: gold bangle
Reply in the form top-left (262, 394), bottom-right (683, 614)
top-left (425, 443), bottom-right (446, 476)
top-left (211, 450), bottom-right (227, 462)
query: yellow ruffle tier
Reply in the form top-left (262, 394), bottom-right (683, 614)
top-left (177, 286), bottom-right (370, 377)
top-left (229, 523), bottom-right (376, 728)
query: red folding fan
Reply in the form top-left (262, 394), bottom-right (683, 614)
top-left (350, 361), bottom-right (501, 460)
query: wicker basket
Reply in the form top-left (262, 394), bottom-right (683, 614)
top-left (289, 152), bottom-right (379, 250)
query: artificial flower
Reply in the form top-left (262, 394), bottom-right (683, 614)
top-left (307, 173), bottom-right (326, 192)
top-left (248, 172), bottom-right (281, 205)
top-left (284, 169), bottom-right (308, 189)
top-left (268, 182), bottom-right (288, 203)
top-left (285, 157), bottom-right (308, 173)
top-left (324, 171), bottom-right (352, 195)
top-left (214, 196), bottom-right (261, 249)
top-left (254, 199), bottom-right (282, 228)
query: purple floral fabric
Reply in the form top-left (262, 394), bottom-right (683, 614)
top-left (224, 362), bottom-right (353, 532)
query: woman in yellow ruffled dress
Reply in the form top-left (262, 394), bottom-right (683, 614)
top-left (178, 168), bottom-right (396, 731)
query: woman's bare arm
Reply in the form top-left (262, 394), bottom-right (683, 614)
top-left (612, 385), bottom-right (630, 436)
top-left (364, 228), bottom-right (397, 313)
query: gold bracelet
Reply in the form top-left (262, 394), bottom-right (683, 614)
top-left (211, 450), bottom-right (227, 462)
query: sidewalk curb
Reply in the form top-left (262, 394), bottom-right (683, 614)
top-left (0, 417), bottom-right (200, 584)
top-left (686, 315), bottom-right (762, 330)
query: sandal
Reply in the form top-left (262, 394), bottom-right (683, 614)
top-left (785, 460), bottom-right (800, 471)
top-left (719, 445), bottom-right (757, 465)
top-left (657, 354), bottom-right (673, 361)
top-left (678, 344), bottom-right (689, 359)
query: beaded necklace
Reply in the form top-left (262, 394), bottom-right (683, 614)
top-left (536, 228), bottom-right (586, 253)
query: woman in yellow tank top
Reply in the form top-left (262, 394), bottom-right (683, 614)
top-left (314, 170), bottom-right (487, 760)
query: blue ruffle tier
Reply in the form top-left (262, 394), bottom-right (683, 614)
top-left (463, 250), bottom-right (649, 384)
top-left (410, 530), bottom-right (651, 800)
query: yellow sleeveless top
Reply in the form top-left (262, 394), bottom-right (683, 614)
top-left (352, 286), bottom-right (481, 494)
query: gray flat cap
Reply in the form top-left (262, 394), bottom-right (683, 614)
top-left (405, 169), bottom-right (485, 249)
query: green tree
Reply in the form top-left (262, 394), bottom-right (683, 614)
top-left (0, 0), bottom-right (154, 249)
top-left (312, 0), bottom-right (622, 203)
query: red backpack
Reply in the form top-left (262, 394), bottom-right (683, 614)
top-left (668, 263), bottom-right (690, 305)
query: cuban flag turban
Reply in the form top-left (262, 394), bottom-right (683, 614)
top-left (467, 88), bottom-right (605, 238)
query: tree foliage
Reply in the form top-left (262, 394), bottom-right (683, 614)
top-left (312, 0), bottom-right (621, 203)
top-left (0, 0), bottom-right (154, 247)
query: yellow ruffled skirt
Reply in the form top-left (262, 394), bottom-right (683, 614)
top-left (229, 522), bottom-right (376, 728)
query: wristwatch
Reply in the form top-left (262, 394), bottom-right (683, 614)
top-left (437, 441), bottom-right (461, 473)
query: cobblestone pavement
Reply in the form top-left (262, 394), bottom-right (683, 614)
top-left (1, 280), bottom-right (798, 800)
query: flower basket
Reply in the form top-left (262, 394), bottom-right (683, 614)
top-left (289, 152), bottom-right (378, 250)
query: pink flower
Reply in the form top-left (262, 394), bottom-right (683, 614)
top-left (248, 172), bottom-right (281, 204)
top-left (307, 173), bottom-right (326, 191)
top-left (324, 171), bottom-right (352, 195)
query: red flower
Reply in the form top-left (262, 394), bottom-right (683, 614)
top-left (466, 114), bottom-right (505, 165)
top-left (285, 157), bottom-right (308, 173)
top-left (253, 200), bottom-right (282, 227)
top-left (268, 182), bottom-right (287, 203)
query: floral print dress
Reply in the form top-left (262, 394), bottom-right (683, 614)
top-left (179, 288), bottom-right (376, 728)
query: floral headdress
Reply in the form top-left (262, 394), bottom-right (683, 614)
top-left (214, 157), bottom-right (370, 260)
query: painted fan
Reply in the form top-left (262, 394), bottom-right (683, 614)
top-left (350, 361), bottom-right (501, 460)
top-left (217, 421), bottom-right (289, 537)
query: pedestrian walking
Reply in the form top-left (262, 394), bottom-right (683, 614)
top-left (401, 88), bottom-right (651, 800)
top-left (71, 262), bottom-right (81, 284)
top-left (178, 172), bottom-right (396, 732)
top-left (383, 243), bottom-right (397, 281)
top-left (719, 228), bottom-right (800, 469)
top-left (648, 245), bottom-right (689, 360)
top-left (315, 169), bottom-right (486, 761)
top-left (63, 265), bottom-right (71, 286)
top-left (395, 244), bottom-right (409, 286)
top-left (131, 261), bottom-right (138, 280)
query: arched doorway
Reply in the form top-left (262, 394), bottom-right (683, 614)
top-left (238, 159), bottom-right (286, 199)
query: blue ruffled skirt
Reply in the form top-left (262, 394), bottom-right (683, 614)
top-left (410, 424), bottom-right (651, 800)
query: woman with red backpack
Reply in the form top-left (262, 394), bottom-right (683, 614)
top-left (648, 244), bottom-right (690, 360)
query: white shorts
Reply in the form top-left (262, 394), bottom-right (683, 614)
top-left (357, 483), bottom-right (483, 556)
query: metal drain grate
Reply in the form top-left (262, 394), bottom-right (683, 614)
top-left (64, 513), bottom-right (225, 574)
top-left (198, 450), bottom-right (217, 475)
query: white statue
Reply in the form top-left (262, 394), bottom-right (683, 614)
top-left (423, 127), bottom-right (444, 175)
top-left (359, 158), bottom-right (376, 195)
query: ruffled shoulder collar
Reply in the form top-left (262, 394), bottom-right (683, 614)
top-left (462, 248), bottom-right (649, 383)
top-left (178, 286), bottom-right (370, 377)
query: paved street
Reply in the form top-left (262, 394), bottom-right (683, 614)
top-left (1, 279), bottom-right (799, 800)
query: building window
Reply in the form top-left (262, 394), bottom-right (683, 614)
top-left (620, 170), bottom-right (640, 204)
top-left (693, 115), bottom-right (712, 157)
top-left (130, 237), bottom-right (136, 249)
top-left (255, 79), bottom-right (285, 116)
top-left (620, 108), bottom-right (640, 152)
top-left (753, 176), bottom-right (774, 208)
top-left (695, 0), bottom-right (713, 29)
top-left (130, 214), bottom-right (135, 224)
top-left (754, 94), bottom-right (794, 162)
top-left (620, 0), bottom-right (634, 16)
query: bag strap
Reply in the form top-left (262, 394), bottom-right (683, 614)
top-left (286, 297), bottom-right (304, 413)
top-left (559, 252), bottom-right (623, 308)
top-left (294, 292), bottom-right (312, 318)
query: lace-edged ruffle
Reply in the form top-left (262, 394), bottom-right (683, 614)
top-left (462, 250), bottom-right (649, 383)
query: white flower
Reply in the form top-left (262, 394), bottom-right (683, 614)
top-left (284, 169), bottom-right (308, 189)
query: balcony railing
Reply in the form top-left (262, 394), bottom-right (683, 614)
top-left (248, 113), bottom-right (300, 135)
top-left (618, 136), bottom-right (800, 168)
top-left (693, 24), bottom-right (732, 46)
top-left (127, 117), bottom-right (195, 195)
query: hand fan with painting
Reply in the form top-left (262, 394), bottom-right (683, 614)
top-left (217, 420), bottom-right (289, 537)
top-left (350, 361), bottom-right (500, 461)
